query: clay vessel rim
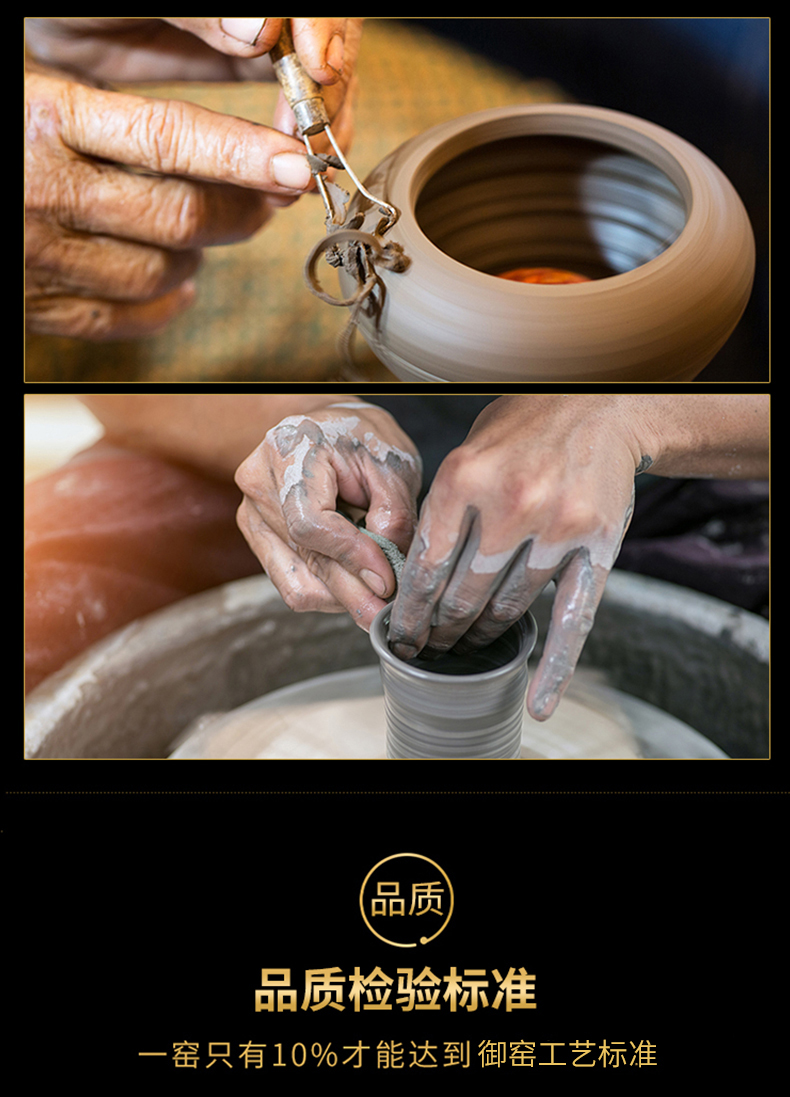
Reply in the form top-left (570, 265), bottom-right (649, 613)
top-left (370, 605), bottom-right (538, 682)
top-left (383, 102), bottom-right (708, 290)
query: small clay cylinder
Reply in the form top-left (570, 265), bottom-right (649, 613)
top-left (370, 606), bottom-right (537, 759)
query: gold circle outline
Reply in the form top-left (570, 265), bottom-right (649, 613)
top-left (359, 852), bottom-right (454, 948)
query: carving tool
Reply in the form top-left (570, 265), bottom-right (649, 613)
top-left (270, 22), bottom-right (398, 231)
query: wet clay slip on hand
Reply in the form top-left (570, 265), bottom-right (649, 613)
top-left (335, 104), bottom-right (755, 383)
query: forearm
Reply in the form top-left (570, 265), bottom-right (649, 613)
top-left (624, 394), bottom-right (769, 480)
top-left (481, 393), bottom-right (768, 481)
top-left (79, 394), bottom-right (361, 480)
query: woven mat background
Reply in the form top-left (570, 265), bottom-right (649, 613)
top-left (25, 20), bottom-right (567, 384)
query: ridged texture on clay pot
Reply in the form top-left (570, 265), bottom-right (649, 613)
top-left (338, 104), bottom-right (755, 382)
top-left (370, 606), bottom-right (537, 759)
top-left (24, 573), bottom-right (768, 759)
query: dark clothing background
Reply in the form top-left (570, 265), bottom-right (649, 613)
top-left (366, 395), bottom-right (499, 498)
top-left (25, 396), bottom-right (768, 694)
top-left (620, 476), bottom-right (768, 616)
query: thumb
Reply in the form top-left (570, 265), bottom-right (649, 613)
top-left (164, 18), bottom-right (283, 57)
top-left (364, 484), bottom-right (419, 559)
top-left (59, 79), bottom-right (313, 193)
top-left (165, 19), bottom-right (349, 86)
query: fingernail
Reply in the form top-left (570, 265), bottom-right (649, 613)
top-left (326, 32), bottom-right (344, 75)
top-left (272, 152), bottom-right (312, 190)
top-left (221, 18), bottom-right (267, 46)
top-left (178, 279), bottom-right (197, 303)
top-left (361, 569), bottom-right (388, 598)
top-left (530, 691), bottom-right (558, 722)
top-left (392, 642), bottom-right (418, 662)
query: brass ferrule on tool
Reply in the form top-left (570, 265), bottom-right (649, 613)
top-left (271, 21), bottom-right (399, 233)
top-left (270, 23), bottom-right (330, 136)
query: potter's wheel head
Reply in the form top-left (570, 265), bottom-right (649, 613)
top-left (169, 666), bottom-right (727, 760)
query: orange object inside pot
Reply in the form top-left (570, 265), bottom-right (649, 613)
top-left (498, 267), bottom-right (591, 284)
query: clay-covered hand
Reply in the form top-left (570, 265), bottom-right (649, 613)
top-left (235, 401), bottom-right (422, 631)
top-left (388, 396), bottom-right (644, 721)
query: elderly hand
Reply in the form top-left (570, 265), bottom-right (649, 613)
top-left (24, 19), bottom-right (361, 339)
top-left (235, 400), bottom-right (422, 631)
top-left (388, 396), bottom-right (644, 721)
top-left (24, 19), bottom-right (359, 144)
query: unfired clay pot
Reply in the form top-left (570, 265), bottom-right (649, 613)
top-left (335, 104), bottom-right (755, 382)
top-left (370, 606), bottom-right (538, 759)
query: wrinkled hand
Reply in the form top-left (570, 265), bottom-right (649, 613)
top-left (236, 402), bottom-right (422, 630)
top-left (388, 396), bottom-right (644, 721)
top-left (24, 18), bottom-right (360, 148)
top-left (24, 19), bottom-right (361, 339)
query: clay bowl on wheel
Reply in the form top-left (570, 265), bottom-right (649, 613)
top-left (336, 104), bottom-right (755, 383)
